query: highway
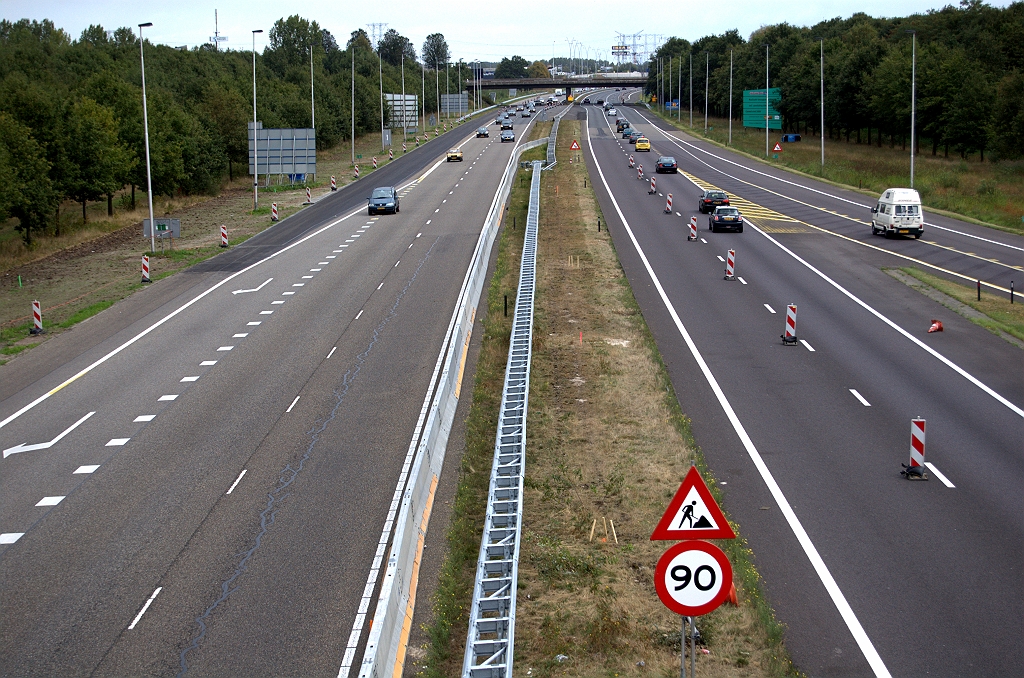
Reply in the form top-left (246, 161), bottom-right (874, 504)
top-left (0, 109), bottom-right (537, 676)
top-left (585, 91), bottom-right (1023, 676)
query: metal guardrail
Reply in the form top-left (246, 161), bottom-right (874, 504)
top-left (461, 160), bottom-right (542, 677)
top-left (351, 138), bottom-right (547, 678)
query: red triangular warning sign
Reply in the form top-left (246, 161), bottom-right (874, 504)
top-left (772, 142), bottom-right (783, 152)
top-left (570, 139), bottom-right (581, 150)
top-left (651, 466), bottom-right (736, 540)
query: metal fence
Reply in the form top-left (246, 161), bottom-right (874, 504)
top-left (461, 160), bottom-right (543, 677)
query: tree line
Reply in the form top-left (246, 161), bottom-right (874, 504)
top-left (645, 1), bottom-right (1024, 161)
top-left (0, 16), bottom-right (472, 245)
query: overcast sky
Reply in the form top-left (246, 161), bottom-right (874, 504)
top-left (3, 0), bottom-right (1015, 64)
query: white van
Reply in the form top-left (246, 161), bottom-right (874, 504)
top-left (871, 188), bottom-right (924, 238)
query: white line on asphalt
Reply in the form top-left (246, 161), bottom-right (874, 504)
top-left (326, 255), bottom-right (336, 259)
top-left (738, 277), bottom-right (747, 285)
top-left (226, 469), bottom-right (247, 494)
top-left (408, 243), bottom-right (413, 249)
top-left (75, 465), bottom-right (100, 474)
top-left (232, 333), bottom-right (248, 338)
top-left (271, 301), bottom-right (285, 305)
top-left (377, 282), bottom-right (384, 290)
top-left (675, 211), bottom-right (681, 216)
top-left (333, 250), bottom-right (343, 253)
top-left (231, 278), bottom-right (273, 295)
top-left (394, 261), bottom-right (400, 267)
top-left (800, 339), bottom-right (816, 352)
top-left (2, 411), bottom-right (96, 458)
top-left (327, 347), bottom-right (337, 359)
top-left (302, 275), bottom-right (313, 279)
top-left (158, 395), bottom-right (178, 401)
top-left (247, 322), bottom-right (261, 327)
top-left (293, 283), bottom-right (305, 287)
top-left (700, 238), bottom-right (707, 243)
top-left (425, 220), bottom-right (430, 225)
top-left (416, 233), bottom-right (421, 238)
top-left (286, 396), bottom-right (300, 413)
top-left (0, 533), bottom-right (24, 544)
top-left (434, 208), bottom-right (439, 213)
top-left (849, 389), bottom-right (871, 407)
top-left (36, 496), bottom-right (64, 506)
top-left (318, 262), bottom-right (329, 265)
top-left (310, 268), bottom-right (322, 272)
top-left (585, 106), bottom-right (893, 678)
top-left (355, 310), bottom-right (363, 320)
top-left (925, 462), bottom-right (956, 488)
top-left (134, 415), bottom-right (156, 422)
top-left (260, 310), bottom-right (273, 315)
top-left (717, 255), bottom-right (725, 262)
top-left (127, 587), bottom-right (162, 629)
top-left (217, 346), bottom-right (233, 351)
top-left (282, 292), bottom-right (295, 296)
top-left (201, 359), bottom-right (218, 364)
top-left (106, 438), bottom-right (129, 446)
top-left (180, 376), bottom-right (200, 382)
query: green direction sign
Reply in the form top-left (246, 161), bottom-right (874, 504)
top-left (743, 88), bottom-right (782, 130)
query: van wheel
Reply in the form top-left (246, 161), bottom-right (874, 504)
top-left (914, 232), bottom-right (921, 239)
top-left (871, 225), bottom-right (879, 235)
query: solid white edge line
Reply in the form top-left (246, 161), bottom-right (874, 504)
top-left (286, 396), bottom-right (300, 413)
top-left (585, 106), bottom-right (894, 678)
top-left (849, 389), bottom-right (872, 407)
top-left (226, 469), bottom-right (247, 494)
top-left (748, 224), bottom-right (1024, 419)
top-left (924, 462), bottom-right (956, 488)
top-left (127, 587), bottom-right (162, 630)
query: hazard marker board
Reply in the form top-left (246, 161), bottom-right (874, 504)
top-left (570, 139), bottom-right (581, 151)
top-left (651, 466), bottom-right (736, 540)
top-left (655, 540), bottom-right (733, 616)
top-left (773, 142), bottom-right (783, 152)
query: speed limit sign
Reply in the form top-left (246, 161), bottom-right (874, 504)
top-left (654, 541), bottom-right (733, 616)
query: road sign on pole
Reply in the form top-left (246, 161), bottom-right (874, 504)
top-left (773, 142), bottom-right (783, 152)
top-left (570, 139), bottom-right (581, 151)
top-left (651, 466), bottom-right (736, 541)
top-left (655, 540), bottom-right (733, 616)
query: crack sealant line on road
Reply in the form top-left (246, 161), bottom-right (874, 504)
top-left (585, 106), bottom-right (895, 678)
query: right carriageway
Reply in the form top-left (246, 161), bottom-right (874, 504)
top-left (582, 93), bottom-right (1024, 678)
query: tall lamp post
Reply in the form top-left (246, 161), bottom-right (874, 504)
top-left (818, 37), bottom-right (824, 170)
top-left (252, 29), bottom-right (263, 208)
top-left (764, 43), bottom-right (770, 158)
top-left (729, 49), bottom-right (733, 145)
top-left (704, 51), bottom-right (709, 132)
top-left (906, 29), bottom-right (917, 188)
top-left (310, 43), bottom-right (316, 180)
top-left (689, 52), bottom-right (693, 128)
top-left (138, 22), bottom-right (155, 253)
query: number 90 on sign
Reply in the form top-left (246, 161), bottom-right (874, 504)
top-left (654, 541), bottom-right (733, 616)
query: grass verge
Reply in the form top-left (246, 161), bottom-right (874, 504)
top-left (419, 116), bottom-right (797, 676)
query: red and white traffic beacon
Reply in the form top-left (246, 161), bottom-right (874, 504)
top-left (651, 465), bottom-right (736, 676)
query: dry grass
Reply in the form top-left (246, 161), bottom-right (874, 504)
top-left (650, 109), bottom-right (1024, 235)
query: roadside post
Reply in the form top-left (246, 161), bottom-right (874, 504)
top-left (652, 466), bottom-right (736, 677)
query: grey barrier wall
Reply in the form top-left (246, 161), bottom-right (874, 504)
top-left (461, 160), bottom-right (542, 677)
top-left (352, 135), bottom-right (548, 678)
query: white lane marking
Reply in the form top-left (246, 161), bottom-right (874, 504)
top-left (377, 282), bottom-right (384, 290)
top-left (106, 438), bottom-right (129, 446)
top-left (327, 347), bottom-right (337, 359)
top-left (442, 199), bottom-right (447, 203)
top-left (134, 414), bottom-right (156, 422)
top-left (717, 255), bottom-right (725, 262)
top-left (318, 261), bottom-right (330, 265)
top-left (394, 261), bottom-right (400, 267)
top-left (201, 359), bottom-right (218, 365)
top-left (74, 465), bottom-right (100, 474)
top-left (700, 237), bottom-right (707, 243)
top-left (416, 233), bottom-right (422, 238)
top-left (425, 220), bottom-right (431, 225)
top-left (3, 411), bottom-right (97, 458)
top-left (0, 198), bottom-right (373, 433)
top-left (449, 191), bottom-right (453, 195)
top-left (302, 275), bottom-right (314, 279)
top-left (226, 469), bottom-right (247, 494)
top-left (849, 389), bottom-right (871, 406)
top-left (738, 276), bottom-right (747, 285)
top-left (800, 339), bottom-right (816, 352)
top-left (286, 396), bottom-right (300, 413)
top-left (180, 376), bottom-right (200, 382)
top-left (0, 533), bottom-right (24, 544)
top-left (408, 243), bottom-right (414, 249)
top-left (585, 106), bottom-right (894, 678)
top-left (333, 249), bottom-right (343, 253)
top-left (247, 322), bottom-right (261, 326)
top-left (676, 211), bottom-right (681, 216)
top-left (272, 300), bottom-right (286, 305)
top-left (158, 395), bottom-right (178, 401)
top-left (260, 310), bottom-right (273, 315)
top-left (293, 283), bottom-right (305, 287)
top-left (434, 208), bottom-right (439, 213)
top-left (231, 278), bottom-right (273, 295)
top-left (310, 268), bottom-right (322, 272)
top-left (36, 496), bottom-right (65, 506)
top-left (750, 225), bottom-right (1024, 418)
top-left (346, 240), bottom-right (354, 243)
top-left (326, 255), bottom-right (336, 259)
top-left (217, 346), bottom-right (233, 351)
top-left (127, 587), bottom-right (162, 630)
top-left (282, 292), bottom-right (295, 296)
top-left (355, 310), bottom-right (363, 320)
top-left (925, 462), bottom-right (956, 488)
top-left (232, 333), bottom-right (249, 338)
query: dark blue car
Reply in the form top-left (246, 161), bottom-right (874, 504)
top-left (368, 186), bottom-right (399, 215)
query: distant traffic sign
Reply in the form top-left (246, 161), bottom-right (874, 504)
top-left (773, 142), bottom-right (783, 152)
top-left (651, 466), bottom-right (736, 540)
top-left (570, 140), bottom-right (581, 151)
top-left (654, 540), bottom-right (733, 616)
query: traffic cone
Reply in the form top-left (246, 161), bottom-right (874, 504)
top-left (726, 582), bottom-right (738, 606)
top-left (928, 320), bottom-right (943, 333)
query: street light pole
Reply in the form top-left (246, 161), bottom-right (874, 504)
top-left (138, 22), bottom-right (155, 253)
top-left (729, 49), bottom-right (733, 145)
top-left (907, 29), bottom-right (917, 188)
top-left (351, 47), bottom-right (356, 167)
top-left (310, 43), bottom-right (316, 180)
top-left (689, 52), bottom-right (692, 127)
top-left (252, 29), bottom-right (263, 208)
top-left (764, 43), bottom-right (770, 158)
top-left (819, 37), bottom-right (824, 170)
top-left (401, 51), bottom-right (406, 140)
top-left (378, 41), bottom-right (384, 152)
top-left (704, 51), bottom-right (709, 132)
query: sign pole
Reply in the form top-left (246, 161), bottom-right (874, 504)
top-left (681, 615), bottom-right (687, 678)
top-left (690, 616), bottom-right (697, 678)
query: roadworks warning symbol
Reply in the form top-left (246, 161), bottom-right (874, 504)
top-left (772, 142), bottom-right (783, 152)
top-left (651, 466), bottom-right (736, 540)
top-left (570, 139), bottom-right (581, 150)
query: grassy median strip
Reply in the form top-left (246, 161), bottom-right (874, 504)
top-left (420, 117), bottom-right (797, 676)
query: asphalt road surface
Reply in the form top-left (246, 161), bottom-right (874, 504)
top-left (0, 107), bottom-right (539, 676)
top-left (585, 91), bottom-right (1023, 677)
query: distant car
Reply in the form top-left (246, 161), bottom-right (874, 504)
top-left (616, 119), bottom-right (630, 132)
top-left (607, 108), bottom-right (618, 116)
top-left (476, 127), bottom-right (489, 138)
top-left (368, 186), bottom-right (399, 215)
top-left (500, 129), bottom-right (515, 142)
top-left (621, 127), bottom-right (634, 138)
top-left (446, 148), bottom-right (464, 162)
top-left (516, 105), bottom-right (524, 111)
top-left (698, 189), bottom-right (730, 213)
top-left (709, 206), bottom-right (743, 232)
top-left (521, 110), bottom-right (531, 117)
top-left (495, 117), bottom-right (503, 126)
top-left (655, 156), bottom-right (677, 173)
top-left (628, 130), bottom-right (643, 144)
top-left (501, 119), bottom-right (514, 130)
top-left (635, 136), bottom-right (651, 151)
top-left (597, 98), bottom-right (604, 105)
